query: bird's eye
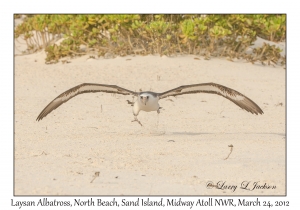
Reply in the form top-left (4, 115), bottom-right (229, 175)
top-left (140, 96), bottom-right (143, 99)
top-left (147, 96), bottom-right (149, 99)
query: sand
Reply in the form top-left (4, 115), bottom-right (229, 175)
top-left (14, 36), bottom-right (285, 195)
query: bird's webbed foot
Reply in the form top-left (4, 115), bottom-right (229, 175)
top-left (126, 100), bottom-right (134, 106)
top-left (132, 116), bottom-right (143, 126)
top-left (157, 107), bottom-right (162, 114)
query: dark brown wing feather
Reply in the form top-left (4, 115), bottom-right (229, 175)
top-left (37, 83), bottom-right (137, 121)
top-left (158, 83), bottom-right (263, 115)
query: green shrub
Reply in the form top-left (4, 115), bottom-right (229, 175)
top-left (14, 14), bottom-right (286, 66)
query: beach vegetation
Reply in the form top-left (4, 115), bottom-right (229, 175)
top-left (14, 14), bottom-right (286, 66)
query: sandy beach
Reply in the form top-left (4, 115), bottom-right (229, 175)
top-left (14, 35), bottom-right (285, 195)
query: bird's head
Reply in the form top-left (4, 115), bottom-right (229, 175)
top-left (139, 94), bottom-right (150, 105)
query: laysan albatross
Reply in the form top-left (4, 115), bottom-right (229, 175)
top-left (36, 83), bottom-right (263, 126)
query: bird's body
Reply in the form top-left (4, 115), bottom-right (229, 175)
top-left (135, 92), bottom-right (160, 112)
top-left (37, 82), bottom-right (263, 126)
top-left (132, 92), bottom-right (160, 125)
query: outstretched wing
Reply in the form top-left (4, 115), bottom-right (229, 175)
top-left (158, 83), bottom-right (263, 115)
top-left (37, 83), bottom-right (137, 121)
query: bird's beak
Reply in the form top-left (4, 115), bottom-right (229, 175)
top-left (143, 99), bottom-right (147, 105)
top-left (141, 97), bottom-right (147, 105)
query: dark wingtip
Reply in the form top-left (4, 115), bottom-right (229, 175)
top-left (256, 110), bottom-right (263, 115)
top-left (258, 107), bottom-right (264, 115)
top-left (253, 108), bottom-right (263, 115)
top-left (36, 115), bottom-right (43, 122)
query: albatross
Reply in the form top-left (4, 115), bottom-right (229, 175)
top-left (36, 83), bottom-right (263, 126)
